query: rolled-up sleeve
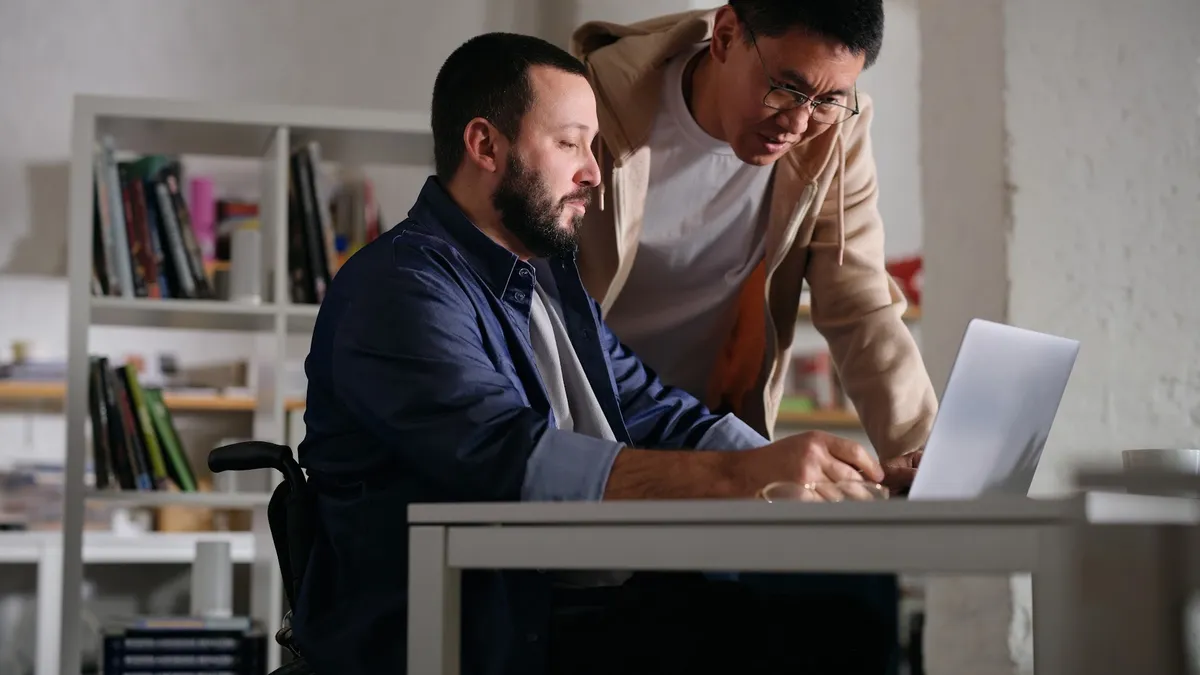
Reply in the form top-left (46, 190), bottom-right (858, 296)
top-left (695, 413), bottom-right (771, 451)
top-left (521, 429), bottom-right (624, 501)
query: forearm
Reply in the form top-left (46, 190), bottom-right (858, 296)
top-left (521, 412), bottom-right (767, 502)
top-left (823, 313), bottom-right (936, 460)
top-left (602, 448), bottom-right (744, 500)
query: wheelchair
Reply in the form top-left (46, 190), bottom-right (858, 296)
top-left (208, 440), bottom-right (317, 675)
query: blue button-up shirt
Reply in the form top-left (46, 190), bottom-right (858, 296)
top-left (291, 176), bottom-right (767, 675)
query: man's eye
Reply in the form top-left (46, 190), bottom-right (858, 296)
top-left (559, 141), bottom-right (579, 150)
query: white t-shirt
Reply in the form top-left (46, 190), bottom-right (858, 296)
top-left (603, 42), bottom-right (774, 402)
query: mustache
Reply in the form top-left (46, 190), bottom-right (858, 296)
top-left (560, 188), bottom-right (593, 208)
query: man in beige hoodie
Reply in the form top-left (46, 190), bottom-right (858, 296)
top-left (569, 3), bottom-right (930, 671)
top-left (570, 0), bottom-right (937, 464)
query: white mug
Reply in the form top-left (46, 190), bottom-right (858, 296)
top-left (1122, 448), bottom-right (1200, 474)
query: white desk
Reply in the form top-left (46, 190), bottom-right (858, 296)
top-left (406, 492), bottom-right (1200, 675)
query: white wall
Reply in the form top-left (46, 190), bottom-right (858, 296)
top-left (0, 0), bottom-right (542, 466)
top-left (0, 0), bottom-right (926, 466)
top-left (920, 0), bottom-right (1200, 672)
top-left (1009, 0), bottom-right (1200, 491)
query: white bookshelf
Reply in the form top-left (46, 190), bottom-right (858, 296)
top-left (57, 93), bottom-right (433, 675)
top-left (85, 489), bottom-right (273, 509)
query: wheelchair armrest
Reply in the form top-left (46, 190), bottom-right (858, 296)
top-left (209, 440), bottom-right (306, 489)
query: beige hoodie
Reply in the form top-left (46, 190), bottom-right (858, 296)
top-left (570, 9), bottom-right (937, 459)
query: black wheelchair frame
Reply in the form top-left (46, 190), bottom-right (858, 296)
top-left (208, 440), bottom-right (317, 675)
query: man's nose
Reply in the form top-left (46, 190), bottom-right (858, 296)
top-left (776, 105), bottom-right (811, 137)
top-left (578, 148), bottom-right (601, 188)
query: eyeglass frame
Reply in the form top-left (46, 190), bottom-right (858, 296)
top-left (739, 18), bottom-right (860, 125)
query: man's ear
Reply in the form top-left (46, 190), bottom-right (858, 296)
top-left (710, 5), bottom-right (740, 64)
top-left (462, 117), bottom-right (503, 173)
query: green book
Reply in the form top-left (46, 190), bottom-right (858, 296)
top-left (121, 366), bottom-right (169, 486)
top-left (144, 387), bottom-right (197, 492)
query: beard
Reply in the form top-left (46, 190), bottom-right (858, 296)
top-left (491, 152), bottom-right (590, 259)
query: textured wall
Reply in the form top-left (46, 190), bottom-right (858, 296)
top-left (1009, 0), bottom-right (1200, 494)
top-left (1006, 0), bottom-right (1200, 670)
top-left (921, 0), bottom-right (1200, 672)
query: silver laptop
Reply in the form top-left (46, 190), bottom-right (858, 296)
top-left (907, 319), bottom-right (1081, 500)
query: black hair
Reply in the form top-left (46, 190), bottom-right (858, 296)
top-left (729, 0), bottom-right (884, 68)
top-left (431, 32), bottom-right (589, 183)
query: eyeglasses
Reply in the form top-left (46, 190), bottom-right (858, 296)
top-left (743, 21), bottom-right (860, 126)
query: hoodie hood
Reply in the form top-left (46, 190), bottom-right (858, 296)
top-left (571, 9), bottom-right (718, 163)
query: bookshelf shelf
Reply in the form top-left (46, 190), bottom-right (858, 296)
top-left (86, 94), bottom-right (432, 164)
top-left (775, 406), bottom-right (862, 429)
top-left (86, 489), bottom-right (272, 509)
top-left (0, 380), bottom-right (304, 412)
top-left (90, 296), bottom-right (278, 331)
top-left (0, 531), bottom-right (256, 565)
top-left (284, 304), bottom-right (320, 333)
top-left (0, 380), bottom-right (63, 403)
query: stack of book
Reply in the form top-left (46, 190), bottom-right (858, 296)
top-left (101, 615), bottom-right (267, 675)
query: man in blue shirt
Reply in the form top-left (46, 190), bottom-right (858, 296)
top-left (293, 31), bottom-right (908, 675)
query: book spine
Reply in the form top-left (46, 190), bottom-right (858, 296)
top-left (286, 170), bottom-right (315, 304)
top-left (140, 178), bottom-right (172, 298)
top-left (110, 368), bottom-right (153, 490)
top-left (305, 142), bottom-right (340, 279)
top-left (145, 388), bottom-right (197, 492)
top-left (292, 150), bottom-right (328, 303)
top-left (162, 164), bottom-right (214, 298)
top-left (130, 177), bottom-right (162, 298)
top-left (118, 163), bottom-right (157, 298)
top-left (100, 365), bottom-right (136, 490)
top-left (155, 180), bottom-right (197, 299)
top-left (92, 159), bottom-right (118, 295)
top-left (122, 367), bottom-right (168, 486)
top-left (101, 138), bottom-right (135, 297)
top-left (86, 357), bottom-right (113, 489)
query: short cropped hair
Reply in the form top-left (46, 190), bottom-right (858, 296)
top-left (729, 0), bottom-right (884, 68)
top-left (431, 32), bottom-right (589, 182)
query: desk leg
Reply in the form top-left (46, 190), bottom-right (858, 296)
top-left (1032, 525), bottom-right (1071, 675)
top-left (408, 526), bottom-right (461, 675)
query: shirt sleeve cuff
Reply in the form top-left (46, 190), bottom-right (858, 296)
top-left (695, 413), bottom-right (771, 451)
top-left (521, 428), bottom-right (624, 502)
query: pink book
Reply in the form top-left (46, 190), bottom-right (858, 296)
top-left (189, 177), bottom-right (216, 262)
